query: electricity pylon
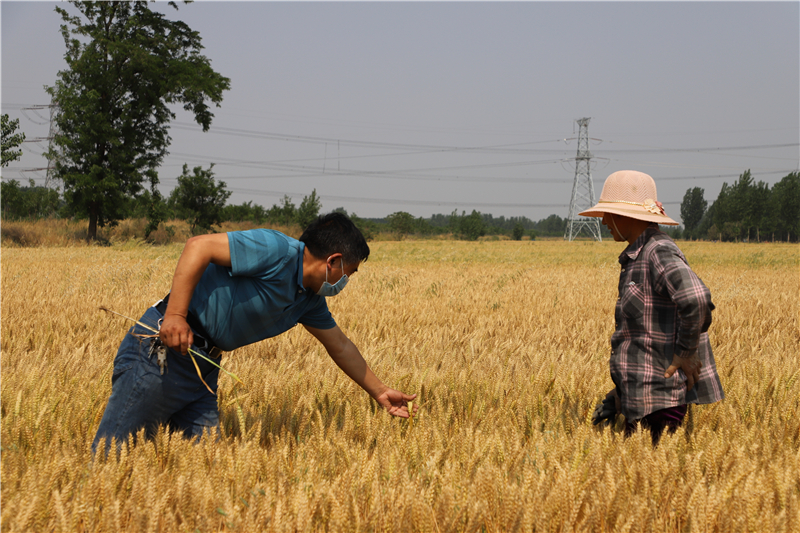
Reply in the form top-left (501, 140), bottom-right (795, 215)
top-left (564, 117), bottom-right (602, 241)
top-left (20, 100), bottom-right (60, 189)
top-left (44, 99), bottom-right (60, 189)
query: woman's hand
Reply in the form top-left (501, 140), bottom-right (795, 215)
top-left (665, 352), bottom-right (702, 391)
top-left (592, 388), bottom-right (620, 426)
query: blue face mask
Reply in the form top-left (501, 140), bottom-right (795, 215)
top-left (317, 258), bottom-right (349, 297)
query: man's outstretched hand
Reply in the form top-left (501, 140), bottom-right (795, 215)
top-left (376, 389), bottom-right (418, 418)
top-left (664, 352), bottom-right (702, 391)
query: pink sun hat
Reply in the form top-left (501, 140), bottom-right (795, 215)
top-left (579, 170), bottom-right (679, 225)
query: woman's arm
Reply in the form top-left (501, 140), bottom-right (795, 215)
top-left (650, 242), bottom-right (711, 389)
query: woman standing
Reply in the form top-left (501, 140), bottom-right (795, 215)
top-left (583, 170), bottom-right (724, 445)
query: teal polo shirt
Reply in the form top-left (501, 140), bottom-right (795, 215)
top-left (188, 229), bottom-right (336, 352)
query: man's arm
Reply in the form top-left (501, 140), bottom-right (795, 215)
top-left (303, 325), bottom-right (417, 418)
top-left (160, 233), bottom-right (232, 354)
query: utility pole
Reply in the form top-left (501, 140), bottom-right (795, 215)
top-left (564, 117), bottom-right (602, 241)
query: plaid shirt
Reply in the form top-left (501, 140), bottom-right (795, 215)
top-left (610, 226), bottom-right (724, 421)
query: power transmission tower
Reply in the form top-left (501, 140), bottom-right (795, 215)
top-left (44, 99), bottom-right (60, 189)
top-left (19, 100), bottom-right (60, 189)
top-left (564, 117), bottom-right (602, 241)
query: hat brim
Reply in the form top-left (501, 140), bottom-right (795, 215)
top-left (578, 202), bottom-right (679, 225)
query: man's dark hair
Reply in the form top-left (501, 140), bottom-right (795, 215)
top-left (300, 212), bottom-right (370, 265)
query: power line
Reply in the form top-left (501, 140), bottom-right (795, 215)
top-left (172, 120), bottom-right (798, 156)
top-left (171, 185), bottom-right (571, 209)
top-left (594, 139), bottom-right (798, 153)
top-left (188, 172), bottom-right (576, 184)
top-left (171, 121), bottom-right (574, 155)
top-left (164, 148), bottom-right (795, 184)
top-left (641, 169), bottom-right (794, 181)
top-left (170, 169), bottom-right (796, 184)
top-left (167, 150), bottom-right (568, 178)
top-left (155, 178), bottom-right (685, 209)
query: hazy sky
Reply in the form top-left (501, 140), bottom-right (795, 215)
top-left (3, 1), bottom-right (798, 222)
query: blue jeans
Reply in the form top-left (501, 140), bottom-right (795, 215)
top-left (92, 306), bottom-right (220, 455)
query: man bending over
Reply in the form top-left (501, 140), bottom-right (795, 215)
top-left (93, 213), bottom-right (416, 454)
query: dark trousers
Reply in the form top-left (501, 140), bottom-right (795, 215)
top-left (92, 306), bottom-right (220, 456)
top-left (626, 405), bottom-right (688, 446)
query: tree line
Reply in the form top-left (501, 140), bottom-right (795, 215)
top-left (680, 170), bottom-right (799, 242)
top-left (4, 157), bottom-right (798, 243)
top-left (0, 166), bottom-right (559, 241)
top-left (0, 162), bottom-right (318, 235)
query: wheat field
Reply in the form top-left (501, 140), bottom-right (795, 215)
top-left (1, 239), bottom-right (798, 532)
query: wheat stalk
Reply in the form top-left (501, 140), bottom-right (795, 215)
top-left (98, 306), bottom-right (243, 389)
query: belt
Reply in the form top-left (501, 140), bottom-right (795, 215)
top-left (154, 294), bottom-right (223, 359)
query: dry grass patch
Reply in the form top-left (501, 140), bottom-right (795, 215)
top-left (0, 219), bottom-right (303, 247)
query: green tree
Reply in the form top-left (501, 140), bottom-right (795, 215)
top-left (46, 1), bottom-right (230, 240)
top-left (512, 222), bottom-right (525, 241)
top-left (770, 172), bottom-right (800, 242)
top-left (661, 225), bottom-right (683, 240)
top-left (349, 213), bottom-right (376, 241)
top-left (168, 164), bottom-right (231, 234)
top-left (705, 170), bottom-right (791, 242)
top-left (697, 203), bottom-right (716, 240)
top-left (533, 214), bottom-right (566, 237)
top-left (459, 210), bottom-right (486, 241)
top-left (1, 114), bottom-right (26, 167)
top-left (413, 216), bottom-right (434, 236)
top-left (729, 171), bottom-right (755, 240)
top-left (428, 213), bottom-right (449, 228)
top-left (709, 182), bottom-right (734, 241)
top-left (448, 209), bottom-right (461, 235)
top-left (748, 180), bottom-right (772, 242)
top-left (222, 201), bottom-right (267, 224)
top-left (267, 195), bottom-right (297, 226)
top-left (680, 187), bottom-right (707, 239)
top-left (0, 180), bottom-right (22, 217)
top-left (386, 211), bottom-right (415, 239)
top-left (144, 189), bottom-right (169, 239)
top-left (0, 179), bottom-right (61, 220)
top-left (296, 189), bottom-right (322, 229)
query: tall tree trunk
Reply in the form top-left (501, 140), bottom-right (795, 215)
top-left (88, 210), bottom-right (98, 242)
